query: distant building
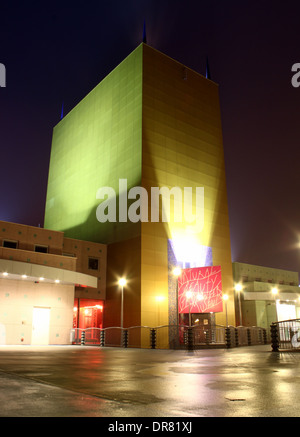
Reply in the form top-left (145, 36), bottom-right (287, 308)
top-left (233, 262), bottom-right (300, 337)
top-left (0, 220), bottom-right (106, 345)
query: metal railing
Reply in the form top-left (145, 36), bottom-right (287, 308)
top-left (270, 319), bottom-right (300, 351)
top-left (71, 324), bottom-right (267, 350)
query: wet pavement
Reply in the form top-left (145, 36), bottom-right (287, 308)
top-left (0, 344), bottom-right (299, 417)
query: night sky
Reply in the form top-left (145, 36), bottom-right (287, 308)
top-left (1, 0), bottom-right (300, 277)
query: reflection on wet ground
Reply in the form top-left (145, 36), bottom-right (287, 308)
top-left (0, 344), bottom-right (299, 417)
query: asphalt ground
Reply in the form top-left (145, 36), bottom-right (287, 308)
top-left (0, 344), bottom-right (299, 423)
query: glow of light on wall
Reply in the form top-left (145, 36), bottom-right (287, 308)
top-left (155, 296), bottom-right (164, 302)
top-left (169, 237), bottom-right (212, 268)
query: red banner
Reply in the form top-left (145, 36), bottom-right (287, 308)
top-left (178, 266), bottom-right (223, 313)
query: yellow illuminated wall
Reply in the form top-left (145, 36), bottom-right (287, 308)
top-left (141, 45), bottom-right (234, 333)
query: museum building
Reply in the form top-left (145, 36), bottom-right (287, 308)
top-left (1, 44), bottom-right (299, 346)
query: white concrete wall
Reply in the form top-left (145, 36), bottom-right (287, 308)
top-left (0, 278), bottom-right (74, 345)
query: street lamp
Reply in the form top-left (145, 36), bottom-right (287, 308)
top-left (118, 278), bottom-right (127, 328)
top-left (235, 283), bottom-right (243, 326)
top-left (271, 287), bottom-right (278, 322)
top-left (223, 294), bottom-right (229, 327)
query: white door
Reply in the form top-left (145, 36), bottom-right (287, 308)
top-left (277, 303), bottom-right (296, 322)
top-left (32, 307), bottom-right (50, 345)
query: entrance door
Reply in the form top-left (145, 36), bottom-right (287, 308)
top-left (32, 307), bottom-right (50, 345)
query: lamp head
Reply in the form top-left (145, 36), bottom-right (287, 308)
top-left (119, 278), bottom-right (127, 287)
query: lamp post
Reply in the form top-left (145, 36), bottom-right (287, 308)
top-left (118, 278), bottom-right (127, 328)
top-left (223, 294), bottom-right (229, 327)
top-left (271, 287), bottom-right (278, 322)
top-left (173, 267), bottom-right (182, 346)
top-left (173, 267), bottom-right (181, 325)
top-left (186, 291), bottom-right (192, 327)
top-left (235, 283), bottom-right (243, 326)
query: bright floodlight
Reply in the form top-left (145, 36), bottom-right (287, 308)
top-left (197, 293), bottom-right (204, 301)
top-left (119, 278), bottom-right (127, 287)
top-left (223, 294), bottom-right (229, 300)
top-left (235, 283), bottom-right (242, 292)
top-left (173, 267), bottom-right (181, 277)
top-left (271, 287), bottom-right (278, 295)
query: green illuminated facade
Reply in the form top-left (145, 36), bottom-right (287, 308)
top-left (45, 45), bottom-right (143, 244)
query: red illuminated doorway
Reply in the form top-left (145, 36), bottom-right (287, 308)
top-left (73, 299), bottom-right (104, 344)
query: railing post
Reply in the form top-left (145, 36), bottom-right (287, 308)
top-left (123, 329), bottom-right (128, 348)
top-left (270, 323), bottom-right (279, 351)
top-left (225, 327), bottom-right (231, 348)
top-left (150, 328), bottom-right (156, 349)
top-left (80, 330), bottom-right (85, 346)
top-left (100, 329), bottom-right (105, 347)
top-left (187, 327), bottom-right (194, 351)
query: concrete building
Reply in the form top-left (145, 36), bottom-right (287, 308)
top-left (0, 220), bottom-right (106, 345)
top-left (233, 262), bottom-right (300, 336)
top-left (44, 43), bottom-right (235, 347)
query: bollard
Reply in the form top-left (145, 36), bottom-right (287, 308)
top-left (263, 328), bottom-right (267, 345)
top-left (205, 330), bottom-right (210, 345)
top-left (123, 329), bottom-right (129, 348)
top-left (183, 330), bottom-right (188, 345)
top-left (150, 328), bottom-right (156, 349)
top-left (247, 328), bottom-right (251, 346)
top-left (225, 327), bottom-right (231, 348)
top-left (270, 323), bottom-right (279, 352)
top-left (234, 328), bottom-right (239, 347)
top-left (187, 327), bottom-right (194, 351)
top-left (80, 330), bottom-right (85, 346)
top-left (100, 330), bottom-right (105, 347)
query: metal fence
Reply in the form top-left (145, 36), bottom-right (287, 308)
top-left (270, 319), bottom-right (300, 351)
top-left (71, 324), bottom-right (267, 350)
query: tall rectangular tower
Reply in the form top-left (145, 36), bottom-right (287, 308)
top-left (44, 44), bottom-right (235, 345)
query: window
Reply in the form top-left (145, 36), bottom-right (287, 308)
top-left (3, 240), bottom-right (18, 249)
top-left (34, 245), bottom-right (48, 253)
top-left (88, 257), bottom-right (99, 270)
